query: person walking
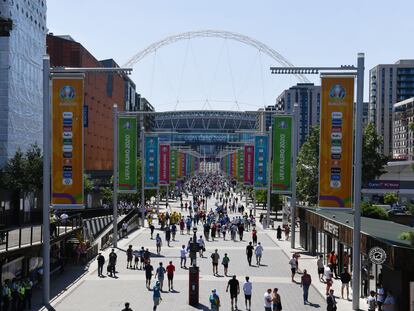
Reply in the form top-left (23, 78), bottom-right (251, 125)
top-left (255, 242), bottom-right (264, 266)
top-left (226, 275), bottom-right (240, 311)
top-left (126, 245), bottom-right (133, 269)
top-left (197, 236), bottom-right (205, 257)
top-left (272, 288), bottom-right (282, 311)
top-left (264, 288), bottom-right (272, 311)
top-left (301, 269), bottom-right (312, 304)
top-left (211, 249), bottom-right (220, 276)
top-left (246, 242), bottom-right (254, 266)
top-left (165, 226), bottom-right (171, 247)
top-left (276, 225), bottom-right (282, 241)
top-left (180, 245), bottom-right (187, 268)
top-left (149, 223), bottom-right (155, 239)
top-left (317, 254), bottom-right (324, 282)
top-left (328, 251), bottom-right (338, 279)
top-left (166, 261), bottom-right (175, 291)
top-left (122, 302), bottom-right (133, 311)
top-left (326, 289), bottom-right (337, 311)
top-left (152, 281), bottom-right (162, 311)
top-left (122, 221), bottom-right (128, 238)
top-left (376, 283), bottom-right (385, 310)
top-left (145, 260), bottom-right (154, 289)
top-left (242, 276), bottom-right (252, 311)
top-left (251, 228), bottom-right (258, 246)
top-left (222, 253), bottom-right (230, 277)
top-left (108, 249), bottom-right (117, 277)
top-left (367, 290), bottom-right (377, 311)
top-left (325, 265), bottom-right (334, 295)
top-left (209, 289), bottom-right (221, 311)
top-left (288, 254), bottom-right (297, 282)
top-left (155, 262), bottom-right (166, 291)
top-left (340, 267), bottom-right (351, 300)
top-left (97, 253), bottom-right (105, 277)
top-left (155, 233), bottom-right (162, 255)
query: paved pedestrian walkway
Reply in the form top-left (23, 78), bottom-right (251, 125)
top-left (38, 195), bottom-right (328, 311)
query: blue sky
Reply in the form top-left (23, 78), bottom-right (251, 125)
top-left (47, 0), bottom-right (414, 111)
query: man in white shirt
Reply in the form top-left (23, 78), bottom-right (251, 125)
top-left (180, 245), bottom-right (187, 268)
top-left (376, 283), bottom-right (385, 310)
top-left (367, 290), bottom-right (377, 311)
top-left (197, 236), bottom-right (205, 257)
top-left (255, 242), bottom-right (264, 266)
top-left (289, 254), bottom-right (297, 282)
top-left (264, 288), bottom-right (272, 311)
top-left (243, 276), bottom-right (253, 311)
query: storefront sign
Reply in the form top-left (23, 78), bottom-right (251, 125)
top-left (319, 76), bottom-right (355, 208)
top-left (366, 180), bottom-right (400, 190)
top-left (51, 76), bottom-right (84, 208)
top-left (323, 220), bottom-right (339, 237)
top-left (144, 135), bottom-right (159, 189)
top-left (118, 116), bottom-right (137, 193)
top-left (369, 247), bottom-right (387, 265)
top-left (254, 135), bottom-right (269, 189)
top-left (244, 145), bottom-right (254, 186)
top-left (272, 115), bottom-right (292, 193)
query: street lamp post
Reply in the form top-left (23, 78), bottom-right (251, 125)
top-left (290, 103), bottom-right (299, 249)
top-left (270, 54), bottom-right (364, 310)
top-left (112, 105), bottom-right (119, 248)
top-left (266, 126), bottom-right (272, 228)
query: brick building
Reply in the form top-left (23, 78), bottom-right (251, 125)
top-left (47, 34), bottom-right (125, 178)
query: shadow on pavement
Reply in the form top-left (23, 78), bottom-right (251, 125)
top-left (31, 264), bottom-right (90, 310)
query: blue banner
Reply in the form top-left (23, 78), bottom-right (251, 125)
top-left (144, 135), bottom-right (159, 189)
top-left (254, 135), bottom-right (269, 189)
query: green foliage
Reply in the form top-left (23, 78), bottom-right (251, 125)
top-left (399, 231), bottom-right (414, 247)
top-left (1, 144), bottom-right (43, 192)
top-left (296, 126), bottom-right (319, 205)
top-left (255, 190), bottom-right (281, 211)
top-left (84, 174), bottom-right (94, 194)
top-left (383, 192), bottom-right (398, 205)
top-left (101, 186), bottom-right (113, 204)
top-left (361, 201), bottom-right (389, 220)
top-left (362, 123), bottom-right (389, 185)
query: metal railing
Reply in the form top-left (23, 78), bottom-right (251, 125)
top-left (0, 213), bottom-right (82, 253)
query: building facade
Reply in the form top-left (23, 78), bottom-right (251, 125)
top-left (369, 60), bottom-right (414, 155)
top-left (392, 97), bottom-right (414, 160)
top-left (0, 0), bottom-right (47, 165)
top-left (276, 83), bottom-right (321, 146)
top-left (47, 34), bottom-right (125, 177)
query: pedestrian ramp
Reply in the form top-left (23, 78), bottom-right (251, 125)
top-left (83, 215), bottom-right (114, 242)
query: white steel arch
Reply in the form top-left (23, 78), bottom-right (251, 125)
top-left (123, 30), bottom-right (310, 83)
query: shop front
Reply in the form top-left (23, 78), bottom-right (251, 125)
top-left (298, 207), bottom-right (414, 311)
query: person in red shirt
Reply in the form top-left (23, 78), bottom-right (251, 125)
top-left (166, 261), bottom-right (176, 291)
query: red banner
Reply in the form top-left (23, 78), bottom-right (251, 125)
top-left (159, 144), bottom-right (170, 185)
top-left (244, 145), bottom-right (254, 186)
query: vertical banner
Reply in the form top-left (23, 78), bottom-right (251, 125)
top-left (118, 116), bottom-right (137, 193)
top-left (254, 135), bottom-right (268, 189)
top-left (244, 145), bottom-right (254, 186)
top-left (182, 153), bottom-right (187, 178)
top-left (185, 154), bottom-right (190, 176)
top-left (272, 115), bottom-right (292, 193)
top-left (52, 76), bottom-right (84, 208)
top-left (237, 149), bottom-right (244, 182)
top-left (159, 144), bottom-right (170, 185)
top-left (319, 77), bottom-right (354, 208)
top-left (227, 154), bottom-right (231, 176)
top-left (177, 152), bottom-right (183, 179)
top-left (170, 149), bottom-right (177, 183)
top-left (144, 135), bottom-right (159, 189)
top-left (232, 153), bottom-right (237, 177)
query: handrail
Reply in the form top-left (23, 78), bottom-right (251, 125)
top-left (0, 213), bottom-right (83, 252)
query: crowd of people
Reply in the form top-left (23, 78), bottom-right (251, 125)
top-left (0, 278), bottom-right (33, 311)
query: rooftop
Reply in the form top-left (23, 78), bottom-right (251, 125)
top-left (306, 208), bottom-right (413, 248)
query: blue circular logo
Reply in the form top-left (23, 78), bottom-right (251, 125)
top-left (60, 86), bottom-right (75, 100)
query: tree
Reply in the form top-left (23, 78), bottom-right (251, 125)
top-left (361, 201), bottom-right (389, 220)
top-left (296, 126), bottom-right (319, 205)
top-left (399, 231), bottom-right (414, 247)
top-left (2, 148), bottom-right (27, 191)
top-left (383, 192), bottom-right (398, 205)
top-left (25, 143), bottom-right (43, 192)
top-left (255, 190), bottom-right (281, 211)
top-left (362, 123), bottom-right (389, 185)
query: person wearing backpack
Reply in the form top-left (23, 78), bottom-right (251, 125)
top-left (209, 288), bottom-right (221, 311)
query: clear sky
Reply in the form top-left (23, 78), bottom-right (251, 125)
top-left (47, 0), bottom-right (414, 111)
